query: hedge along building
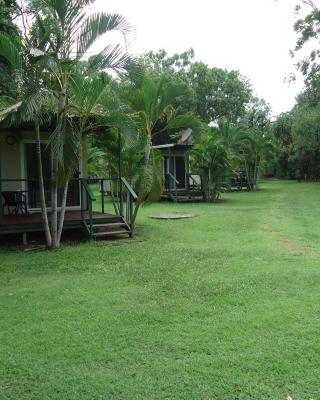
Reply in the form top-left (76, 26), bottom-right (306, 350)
top-left (152, 128), bottom-right (203, 202)
top-left (0, 124), bottom-right (137, 242)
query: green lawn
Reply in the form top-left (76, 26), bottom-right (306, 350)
top-left (1, 180), bottom-right (320, 400)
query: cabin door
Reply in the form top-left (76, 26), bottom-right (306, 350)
top-left (175, 157), bottom-right (186, 189)
top-left (24, 142), bottom-right (80, 209)
top-left (164, 156), bottom-right (186, 190)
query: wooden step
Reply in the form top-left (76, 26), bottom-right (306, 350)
top-left (92, 222), bottom-right (126, 229)
top-left (168, 195), bottom-right (203, 203)
top-left (93, 230), bottom-right (129, 237)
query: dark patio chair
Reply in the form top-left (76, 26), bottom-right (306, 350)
top-left (2, 191), bottom-right (28, 215)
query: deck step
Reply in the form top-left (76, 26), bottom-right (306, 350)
top-left (93, 230), bottom-right (129, 237)
top-left (92, 222), bottom-right (126, 229)
top-left (161, 193), bottom-right (203, 203)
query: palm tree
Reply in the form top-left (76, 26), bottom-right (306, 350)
top-left (120, 73), bottom-right (203, 226)
top-left (214, 119), bottom-right (274, 191)
top-left (0, 0), bottom-right (133, 248)
top-left (31, 0), bottom-right (133, 248)
top-left (190, 128), bottom-right (234, 202)
top-left (0, 33), bottom-right (56, 245)
top-left (242, 129), bottom-right (275, 191)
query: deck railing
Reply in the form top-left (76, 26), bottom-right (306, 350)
top-left (80, 178), bottom-right (96, 237)
top-left (121, 177), bottom-right (138, 230)
top-left (187, 173), bottom-right (203, 199)
top-left (165, 173), bottom-right (179, 200)
top-left (0, 177), bottom-right (138, 236)
top-left (80, 177), bottom-right (137, 238)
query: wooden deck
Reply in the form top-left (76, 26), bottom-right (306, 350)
top-left (0, 211), bottom-right (120, 234)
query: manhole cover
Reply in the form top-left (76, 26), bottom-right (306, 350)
top-left (150, 213), bottom-right (196, 220)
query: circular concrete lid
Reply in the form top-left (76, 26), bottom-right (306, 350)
top-left (150, 212), bottom-right (196, 220)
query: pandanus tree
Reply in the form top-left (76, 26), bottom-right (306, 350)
top-left (0, 0), bottom-right (133, 249)
top-left (120, 73), bottom-right (203, 226)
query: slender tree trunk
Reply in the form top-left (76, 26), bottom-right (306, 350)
top-left (51, 87), bottom-right (67, 250)
top-left (202, 172), bottom-right (209, 202)
top-left (57, 180), bottom-right (69, 246)
top-left (131, 134), bottom-right (152, 228)
top-left (35, 117), bottom-right (52, 248)
top-left (51, 158), bottom-right (58, 249)
top-left (256, 164), bottom-right (261, 189)
top-left (244, 158), bottom-right (252, 191)
top-left (255, 155), bottom-right (261, 191)
top-left (208, 168), bottom-right (212, 203)
top-left (253, 154), bottom-right (258, 191)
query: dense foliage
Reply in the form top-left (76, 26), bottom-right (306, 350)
top-left (138, 49), bottom-right (252, 124)
top-left (89, 49), bottom-right (274, 203)
top-left (272, 0), bottom-right (320, 181)
top-left (0, 0), bottom-right (279, 248)
top-left (0, 0), bottom-right (19, 97)
top-left (0, 0), bottom-right (133, 248)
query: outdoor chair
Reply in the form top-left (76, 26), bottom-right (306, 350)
top-left (2, 191), bottom-right (28, 215)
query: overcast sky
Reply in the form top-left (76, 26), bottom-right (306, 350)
top-left (92, 0), bottom-right (307, 117)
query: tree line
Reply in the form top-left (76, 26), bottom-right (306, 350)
top-left (272, 0), bottom-right (320, 181)
top-left (4, 0), bottom-right (314, 249)
top-left (89, 48), bottom-right (276, 203)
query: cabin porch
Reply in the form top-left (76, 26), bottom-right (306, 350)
top-left (0, 211), bottom-right (122, 234)
top-left (0, 178), bottom-right (137, 241)
top-left (160, 146), bottom-right (203, 202)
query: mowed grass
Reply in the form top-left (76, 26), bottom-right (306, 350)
top-left (1, 180), bottom-right (320, 400)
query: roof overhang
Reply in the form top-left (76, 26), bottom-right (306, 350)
top-left (151, 144), bottom-right (175, 149)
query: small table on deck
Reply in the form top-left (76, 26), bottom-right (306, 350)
top-left (2, 190), bottom-right (29, 215)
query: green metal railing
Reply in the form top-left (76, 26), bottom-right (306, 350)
top-left (80, 178), bottom-right (96, 238)
top-left (121, 177), bottom-right (138, 231)
top-left (166, 172), bottom-right (179, 201)
top-left (187, 173), bottom-right (201, 200)
top-left (80, 177), bottom-right (137, 238)
top-left (1, 177), bottom-right (137, 237)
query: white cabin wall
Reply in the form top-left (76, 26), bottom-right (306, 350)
top-left (0, 130), bottom-right (22, 191)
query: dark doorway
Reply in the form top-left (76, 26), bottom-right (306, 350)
top-left (175, 157), bottom-right (186, 189)
top-left (164, 156), bottom-right (186, 190)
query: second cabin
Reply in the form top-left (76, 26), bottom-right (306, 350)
top-left (152, 128), bottom-right (203, 202)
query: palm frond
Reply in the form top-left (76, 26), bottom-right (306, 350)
top-left (0, 32), bottom-right (23, 69)
top-left (49, 116), bottom-right (80, 185)
top-left (0, 102), bottom-right (23, 123)
top-left (165, 113), bottom-right (204, 139)
top-left (76, 13), bottom-right (133, 59)
top-left (140, 149), bottom-right (164, 203)
top-left (86, 44), bottom-right (132, 75)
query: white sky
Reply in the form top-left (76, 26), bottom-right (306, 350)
top-left (92, 0), bottom-right (308, 117)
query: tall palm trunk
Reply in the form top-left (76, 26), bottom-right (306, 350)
top-left (253, 153), bottom-right (259, 191)
top-left (244, 158), bottom-right (252, 191)
top-left (208, 168), bottom-right (213, 203)
top-left (51, 87), bottom-right (67, 249)
top-left (57, 181), bottom-right (69, 245)
top-left (51, 158), bottom-right (59, 249)
top-left (35, 117), bottom-right (52, 248)
top-left (131, 133), bottom-right (152, 228)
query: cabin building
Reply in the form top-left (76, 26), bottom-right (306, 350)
top-left (152, 129), bottom-right (203, 202)
top-left (0, 126), bottom-right (136, 242)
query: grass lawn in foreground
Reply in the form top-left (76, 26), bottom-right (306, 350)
top-left (1, 180), bottom-right (320, 399)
